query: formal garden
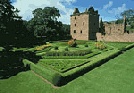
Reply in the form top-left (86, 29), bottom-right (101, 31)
top-left (0, 40), bottom-right (134, 93)
top-left (11, 40), bottom-right (133, 86)
top-left (0, 1), bottom-right (134, 92)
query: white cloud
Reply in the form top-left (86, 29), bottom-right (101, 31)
top-left (12, 0), bottom-right (76, 24)
top-left (63, 0), bottom-right (76, 5)
top-left (103, 1), bottom-right (113, 9)
top-left (108, 4), bottom-right (127, 15)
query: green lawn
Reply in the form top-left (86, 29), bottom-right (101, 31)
top-left (106, 42), bottom-right (133, 50)
top-left (0, 71), bottom-right (54, 93)
top-left (0, 47), bottom-right (134, 93)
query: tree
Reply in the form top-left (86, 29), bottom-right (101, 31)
top-left (120, 9), bottom-right (134, 24)
top-left (0, 0), bottom-right (21, 29)
top-left (120, 9), bottom-right (134, 18)
top-left (29, 7), bottom-right (69, 41)
top-left (115, 19), bottom-right (123, 24)
top-left (99, 18), bottom-right (105, 35)
top-left (120, 9), bottom-right (134, 32)
top-left (0, 0), bottom-right (22, 47)
top-left (0, 0), bottom-right (36, 49)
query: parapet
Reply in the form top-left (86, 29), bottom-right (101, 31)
top-left (71, 6), bottom-right (99, 16)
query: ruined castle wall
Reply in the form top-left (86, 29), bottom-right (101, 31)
top-left (104, 23), bottom-right (125, 35)
top-left (70, 14), bottom-right (89, 40)
top-left (96, 32), bottom-right (134, 42)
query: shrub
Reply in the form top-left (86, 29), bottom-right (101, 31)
top-left (68, 39), bottom-right (77, 47)
top-left (54, 46), bottom-right (59, 50)
top-left (65, 47), bottom-right (69, 51)
top-left (95, 41), bottom-right (106, 50)
top-left (84, 44), bottom-right (88, 47)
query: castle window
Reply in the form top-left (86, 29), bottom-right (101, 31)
top-left (80, 30), bottom-right (82, 33)
top-left (94, 23), bottom-right (95, 25)
top-left (75, 16), bottom-right (76, 19)
top-left (75, 24), bottom-right (76, 26)
top-left (74, 30), bottom-right (76, 33)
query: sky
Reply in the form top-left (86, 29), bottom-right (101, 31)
top-left (10, 0), bottom-right (134, 24)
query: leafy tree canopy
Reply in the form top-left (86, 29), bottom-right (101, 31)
top-left (27, 7), bottom-right (71, 41)
top-left (0, 0), bottom-right (35, 49)
top-left (120, 9), bottom-right (134, 18)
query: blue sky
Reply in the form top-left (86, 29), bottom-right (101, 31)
top-left (10, 0), bottom-right (134, 24)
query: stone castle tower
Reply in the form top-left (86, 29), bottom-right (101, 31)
top-left (70, 7), bottom-right (100, 40)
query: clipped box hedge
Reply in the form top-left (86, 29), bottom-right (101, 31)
top-left (39, 59), bottom-right (90, 73)
top-left (52, 49), bottom-right (121, 86)
top-left (42, 51), bottom-right (100, 59)
top-left (45, 49), bottom-right (92, 56)
top-left (125, 43), bottom-right (134, 50)
top-left (23, 59), bottom-right (59, 85)
top-left (23, 48), bottom-right (122, 86)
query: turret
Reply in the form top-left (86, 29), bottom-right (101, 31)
top-left (88, 6), bottom-right (94, 12)
top-left (73, 8), bottom-right (80, 15)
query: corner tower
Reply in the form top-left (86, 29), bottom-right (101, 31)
top-left (70, 7), bottom-right (100, 40)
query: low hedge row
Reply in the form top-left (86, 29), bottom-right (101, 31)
top-left (125, 43), bottom-right (134, 50)
top-left (35, 44), bottom-right (52, 51)
top-left (39, 59), bottom-right (90, 73)
top-left (117, 43), bottom-right (134, 51)
top-left (84, 51), bottom-right (101, 58)
top-left (42, 56), bottom-right (86, 59)
top-left (42, 51), bottom-right (100, 59)
top-left (52, 49), bottom-right (121, 86)
top-left (36, 47), bottom-right (52, 53)
top-left (45, 49), bottom-right (92, 56)
top-left (23, 49), bottom-right (122, 86)
top-left (23, 59), bottom-right (59, 84)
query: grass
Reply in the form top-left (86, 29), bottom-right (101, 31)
top-left (0, 71), bottom-right (54, 93)
top-left (106, 42), bottom-right (133, 50)
top-left (0, 46), bottom-right (134, 93)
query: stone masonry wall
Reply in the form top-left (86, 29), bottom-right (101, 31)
top-left (70, 14), bottom-right (89, 40)
top-left (96, 33), bottom-right (134, 42)
top-left (104, 23), bottom-right (125, 35)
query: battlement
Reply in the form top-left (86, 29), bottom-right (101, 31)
top-left (71, 7), bottom-right (99, 17)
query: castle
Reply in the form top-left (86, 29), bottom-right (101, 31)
top-left (70, 7), bottom-right (99, 40)
top-left (103, 17), bottom-right (126, 35)
top-left (70, 7), bottom-right (134, 42)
